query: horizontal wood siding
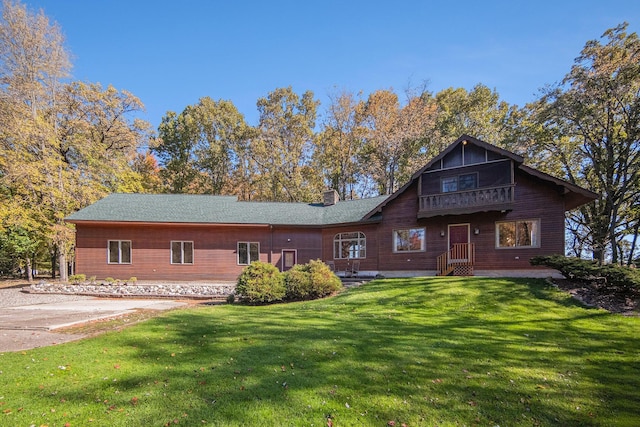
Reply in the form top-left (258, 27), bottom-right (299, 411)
top-left (270, 226), bottom-right (323, 270)
top-left (377, 170), bottom-right (567, 272)
top-left (73, 166), bottom-right (570, 280)
top-left (74, 223), bottom-right (323, 281)
top-left (321, 223), bottom-right (379, 273)
top-left (377, 181), bottom-right (440, 272)
top-left (470, 170), bottom-right (566, 270)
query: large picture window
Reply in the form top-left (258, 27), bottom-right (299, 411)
top-left (496, 220), bottom-right (540, 248)
top-left (108, 240), bottom-right (131, 264)
top-left (171, 241), bottom-right (194, 264)
top-left (333, 232), bottom-right (366, 259)
top-left (393, 228), bottom-right (426, 252)
top-left (238, 242), bottom-right (260, 265)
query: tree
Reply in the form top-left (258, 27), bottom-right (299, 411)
top-left (430, 84), bottom-right (522, 153)
top-left (0, 0), bottom-right (70, 280)
top-left (0, 1), bottom-right (150, 280)
top-left (534, 23), bottom-right (640, 264)
top-left (358, 88), bottom-right (436, 195)
top-left (153, 97), bottom-right (250, 195)
top-left (251, 87), bottom-right (322, 202)
top-left (191, 97), bottom-right (251, 195)
top-left (123, 150), bottom-right (162, 193)
top-left (315, 89), bottom-right (365, 200)
top-left (0, 0), bottom-right (70, 117)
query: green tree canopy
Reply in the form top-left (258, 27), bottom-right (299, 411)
top-left (0, 0), bottom-right (150, 280)
top-left (534, 23), bottom-right (640, 264)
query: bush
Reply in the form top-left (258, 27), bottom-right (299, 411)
top-left (307, 259), bottom-right (343, 297)
top-left (285, 264), bottom-right (313, 300)
top-left (68, 274), bottom-right (86, 284)
top-left (236, 261), bottom-right (285, 304)
top-left (285, 259), bottom-right (342, 301)
top-left (531, 255), bottom-right (640, 291)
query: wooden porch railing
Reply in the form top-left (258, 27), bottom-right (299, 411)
top-left (420, 184), bottom-right (515, 215)
top-left (436, 243), bottom-right (475, 276)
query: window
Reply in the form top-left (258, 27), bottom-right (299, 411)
top-left (238, 242), bottom-right (260, 265)
top-left (441, 177), bottom-right (458, 192)
top-left (171, 241), bottom-right (193, 264)
top-left (442, 173), bottom-right (478, 192)
top-left (108, 240), bottom-right (131, 264)
top-left (333, 232), bottom-right (366, 259)
top-left (393, 228), bottom-right (426, 252)
top-left (496, 220), bottom-right (540, 248)
top-left (458, 173), bottom-right (477, 190)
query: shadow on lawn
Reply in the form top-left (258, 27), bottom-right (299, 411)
top-left (42, 278), bottom-right (640, 426)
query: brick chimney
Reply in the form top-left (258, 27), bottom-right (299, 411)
top-left (323, 189), bottom-right (339, 206)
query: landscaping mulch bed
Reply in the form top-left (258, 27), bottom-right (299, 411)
top-left (551, 278), bottom-right (640, 316)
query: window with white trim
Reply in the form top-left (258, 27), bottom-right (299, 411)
top-left (496, 219), bottom-right (540, 248)
top-left (108, 240), bottom-right (131, 264)
top-left (238, 242), bottom-right (260, 265)
top-left (171, 241), bottom-right (194, 264)
top-left (333, 232), bottom-right (366, 259)
top-left (393, 228), bottom-right (426, 252)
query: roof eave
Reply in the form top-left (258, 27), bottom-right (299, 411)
top-left (518, 165), bottom-right (599, 210)
top-left (362, 135), bottom-right (525, 220)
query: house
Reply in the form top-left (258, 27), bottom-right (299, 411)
top-left (65, 135), bottom-right (598, 281)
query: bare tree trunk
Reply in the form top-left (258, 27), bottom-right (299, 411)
top-left (25, 257), bottom-right (33, 282)
top-left (51, 246), bottom-right (57, 279)
top-left (58, 250), bottom-right (68, 282)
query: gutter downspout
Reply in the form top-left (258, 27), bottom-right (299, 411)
top-left (269, 225), bottom-right (273, 264)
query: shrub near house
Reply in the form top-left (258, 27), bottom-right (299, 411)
top-left (531, 255), bottom-right (640, 291)
top-left (236, 260), bottom-right (342, 304)
top-left (285, 259), bottom-right (342, 301)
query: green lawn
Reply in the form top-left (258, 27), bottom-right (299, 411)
top-left (1, 277), bottom-right (639, 426)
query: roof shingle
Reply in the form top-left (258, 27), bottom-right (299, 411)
top-left (65, 193), bottom-right (390, 226)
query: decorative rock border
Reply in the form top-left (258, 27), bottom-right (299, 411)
top-left (26, 282), bottom-right (236, 299)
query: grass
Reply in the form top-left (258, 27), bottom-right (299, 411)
top-left (1, 277), bottom-right (639, 426)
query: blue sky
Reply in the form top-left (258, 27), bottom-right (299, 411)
top-left (24, 0), bottom-right (640, 130)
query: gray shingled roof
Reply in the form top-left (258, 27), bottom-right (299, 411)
top-left (65, 193), bottom-right (389, 226)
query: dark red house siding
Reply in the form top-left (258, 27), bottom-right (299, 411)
top-left (270, 226), bottom-right (323, 270)
top-left (355, 167), bottom-right (568, 274)
top-left (73, 171), bottom-right (571, 280)
top-left (74, 223), bottom-right (326, 281)
top-left (472, 170), bottom-right (567, 270)
top-left (321, 223), bottom-right (380, 273)
top-left (69, 136), bottom-right (596, 280)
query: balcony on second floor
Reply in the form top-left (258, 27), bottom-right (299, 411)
top-left (418, 184), bottom-right (515, 218)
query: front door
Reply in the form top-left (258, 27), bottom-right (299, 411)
top-left (448, 224), bottom-right (470, 262)
top-left (282, 249), bottom-right (297, 271)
